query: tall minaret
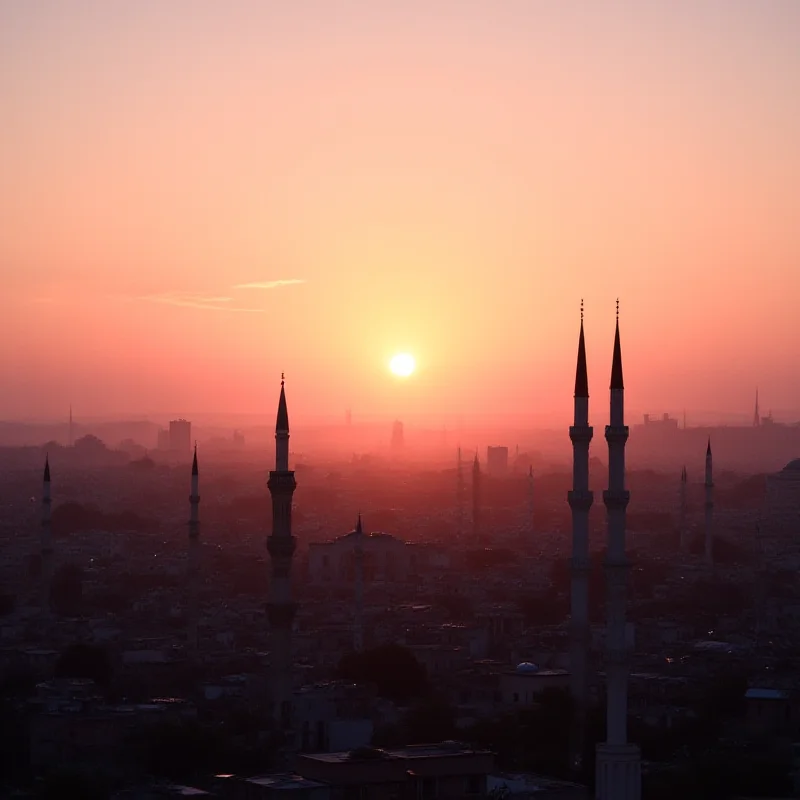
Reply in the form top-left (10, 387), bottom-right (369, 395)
top-left (353, 513), bottom-right (364, 653)
top-left (472, 452), bottom-right (481, 543)
top-left (704, 438), bottom-right (714, 568)
top-left (41, 456), bottom-right (53, 617)
top-left (267, 374), bottom-right (298, 729)
top-left (456, 447), bottom-right (465, 541)
top-left (679, 467), bottom-right (688, 552)
top-left (596, 302), bottom-right (641, 800)
top-left (187, 445), bottom-right (200, 656)
top-left (753, 389), bottom-right (760, 427)
top-left (568, 301), bottom-right (593, 774)
top-left (528, 466), bottom-right (535, 533)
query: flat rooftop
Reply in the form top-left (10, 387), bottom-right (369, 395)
top-left (301, 743), bottom-right (492, 763)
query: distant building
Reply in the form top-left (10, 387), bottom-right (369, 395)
top-left (156, 428), bottom-right (170, 451)
top-left (391, 420), bottom-right (404, 450)
top-left (486, 446), bottom-right (509, 475)
top-left (642, 413), bottom-right (679, 430)
top-left (169, 419), bottom-right (192, 454)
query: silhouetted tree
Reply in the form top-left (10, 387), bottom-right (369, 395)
top-left (337, 644), bottom-right (428, 704)
top-left (55, 643), bottom-right (113, 687)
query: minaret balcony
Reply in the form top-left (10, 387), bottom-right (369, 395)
top-left (568, 489), bottom-right (594, 512)
top-left (268, 472), bottom-right (297, 492)
top-left (602, 489), bottom-right (630, 510)
top-left (569, 425), bottom-right (594, 443)
top-left (604, 425), bottom-right (629, 443)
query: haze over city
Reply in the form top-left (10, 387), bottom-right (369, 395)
top-left (2, 0), bottom-right (799, 425)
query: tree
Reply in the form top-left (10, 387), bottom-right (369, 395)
top-left (337, 644), bottom-right (428, 705)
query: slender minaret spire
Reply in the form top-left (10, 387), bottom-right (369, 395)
top-left (187, 444), bottom-right (200, 656)
top-left (679, 467), bottom-right (688, 552)
top-left (353, 513), bottom-right (364, 653)
top-left (704, 438), bottom-right (714, 568)
top-left (596, 301), bottom-right (641, 800)
top-left (456, 447), bottom-right (465, 541)
top-left (528, 465), bottom-right (535, 533)
top-left (267, 374), bottom-right (298, 730)
top-left (41, 456), bottom-right (53, 617)
top-left (472, 452), bottom-right (481, 543)
top-left (753, 389), bottom-right (760, 427)
top-left (568, 300), bottom-right (593, 775)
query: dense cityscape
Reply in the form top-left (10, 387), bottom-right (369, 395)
top-left (1, 314), bottom-right (799, 800)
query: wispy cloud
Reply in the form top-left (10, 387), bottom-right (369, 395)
top-left (233, 279), bottom-right (306, 290)
top-left (143, 292), bottom-right (265, 312)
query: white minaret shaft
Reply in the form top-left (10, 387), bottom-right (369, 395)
top-left (353, 514), bottom-right (364, 652)
top-left (705, 439), bottom-right (714, 567)
top-left (41, 457), bottom-right (53, 616)
top-left (267, 375), bottom-right (298, 729)
top-left (188, 446), bottom-right (200, 655)
top-left (568, 306), bottom-right (593, 774)
top-left (596, 306), bottom-right (641, 800)
top-left (679, 467), bottom-right (688, 552)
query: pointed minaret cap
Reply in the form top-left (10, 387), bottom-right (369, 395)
top-left (610, 300), bottom-right (624, 390)
top-left (681, 465), bottom-right (687, 482)
top-left (356, 512), bottom-right (363, 535)
top-left (574, 300), bottom-right (589, 398)
top-left (192, 444), bottom-right (198, 476)
top-left (276, 373), bottom-right (289, 432)
top-left (43, 455), bottom-right (50, 483)
top-left (706, 436), bottom-right (712, 456)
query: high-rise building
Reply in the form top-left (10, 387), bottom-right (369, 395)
top-left (169, 419), bottom-right (192, 454)
top-left (486, 446), bottom-right (509, 475)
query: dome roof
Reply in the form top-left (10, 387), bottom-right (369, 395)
top-left (515, 662), bottom-right (540, 674)
top-left (782, 459), bottom-right (800, 472)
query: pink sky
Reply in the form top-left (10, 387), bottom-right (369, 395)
top-left (1, 1), bottom-right (799, 425)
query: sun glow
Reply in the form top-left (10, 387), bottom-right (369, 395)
top-left (389, 353), bottom-right (416, 378)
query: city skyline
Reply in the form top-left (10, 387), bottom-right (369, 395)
top-left (2, 1), bottom-right (799, 422)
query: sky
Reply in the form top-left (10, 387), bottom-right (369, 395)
top-left (1, 0), bottom-right (799, 426)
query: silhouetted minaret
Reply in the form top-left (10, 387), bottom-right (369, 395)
top-left (528, 466), bottom-right (535, 532)
top-left (353, 513), bottom-right (364, 653)
top-left (267, 374), bottom-right (298, 729)
top-left (456, 447), bottom-right (465, 540)
top-left (704, 438), bottom-right (714, 567)
top-left (41, 456), bottom-right (53, 616)
top-left (568, 301), bottom-right (593, 774)
top-left (472, 452), bottom-right (481, 542)
top-left (753, 389), bottom-right (760, 427)
top-left (187, 445), bottom-right (200, 655)
top-left (596, 302), bottom-right (641, 800)
top-left (679, 467), bottom-right (688, 552)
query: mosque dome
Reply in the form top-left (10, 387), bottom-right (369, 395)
top-left (782, 459), bottom-right (800, 473)
top-left (515, 662), bottom-right (540, 674)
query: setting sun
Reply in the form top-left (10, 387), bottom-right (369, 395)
top-left (389, 353), bottom-right (416, 378)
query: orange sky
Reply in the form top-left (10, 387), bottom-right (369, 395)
top-left (1, 1), bottom-right (799, 426)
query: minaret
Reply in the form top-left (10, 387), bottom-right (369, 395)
top-left (472, 452), bottom-right (481, 543)
top-left (753, 389), bottom-right (760, 427)
top-left (353, 513), bottom-right (364, 653)
top-left (596, 302), bottom-right (641, 800)
top-left (528, 466), bottom-right (535, 533)
top-left (568, 301), bottom-right (593, 774)
top-left (679, 467), bottom-right (688, 552)
top-left (704, 438), bottom-right (714, 568)
top-left (187, 445), bottom-right (200, 655)
top-left (456, 447), bottom-right (465, 540)
top-left (267, 374), bottom-right (298, 729)
top-left (41, 456), bottom-right (53, 617)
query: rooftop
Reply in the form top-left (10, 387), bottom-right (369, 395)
top-left (302, 742), bottom-right (492, 764)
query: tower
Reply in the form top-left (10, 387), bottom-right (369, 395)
top-left (528, 466), bottom-right (535, 533)
top-left (705, 438), bottom-right (714, 568)
top-left (472, 452), bottom-right (481, 542)
top-left (456, 447), bottom-right (465, 540)
top-left (353, 513), bottom-right (364, 653)
top-left (679, 467), bottom-right (688, 552)
top-left (187, 445), bottom-right (200, 655)
top-left (595, 303), bottom-right (641, 800)
top-left (41, 456), bottom-right (53, 617)
top-left (567, 301), bottom-right (593, 774)
top-left (753, 389), bottom-right (760, 427)
top-left (267, 375), bottom-right (298, 729)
